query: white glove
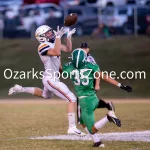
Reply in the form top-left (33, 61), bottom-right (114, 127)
top-left (53, 26), bottom-right (66, 38)
top-left (67, 28), bottom-right (76, 38)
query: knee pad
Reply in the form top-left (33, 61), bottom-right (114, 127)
top-left (42, 94), bottom-right (49, 99)
top-left (42, 91), bottom-right (53, 99)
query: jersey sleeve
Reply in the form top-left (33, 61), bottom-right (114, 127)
top-left (38, 43), bottom-right (50, 56)
top-left (92, 64), bottom-right (100, 73)
top-left (87, 62), bottom-right (100, 73)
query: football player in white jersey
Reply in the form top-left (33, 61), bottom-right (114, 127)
top-left (8, 25), bottom-right (85, 137)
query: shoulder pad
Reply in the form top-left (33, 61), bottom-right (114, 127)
top-left (38, 42), bottom-right (49, 51)
top-left (87, 61), bottom-right (95, 66)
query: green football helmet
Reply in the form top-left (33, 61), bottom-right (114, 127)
top-left (71, 48), bottom-right (87, 68)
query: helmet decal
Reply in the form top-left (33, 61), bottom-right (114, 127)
top-left (71, 49), bottom-right (86, 68)
top-left (76, 50), bottom-right (81, 68)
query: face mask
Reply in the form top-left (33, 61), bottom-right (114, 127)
top-left (45, 30), bottom-right (55, 43)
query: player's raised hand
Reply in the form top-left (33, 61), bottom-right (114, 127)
top-left (67, 28), bottom-right (76, 38)
top-left (120, 84), bottom-right (132, 92)
top-left (54, 26), bottom-right (67, 38)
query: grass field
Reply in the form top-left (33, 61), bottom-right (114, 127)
top-left (0, 36), bottom-right (150, 98)
top-left (0, 99), bottom-right (150, 150)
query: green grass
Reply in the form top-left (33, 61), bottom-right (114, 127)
top-left (0, 36), bottom-right (150, 98)
top-left (0, 100), bottom-right (149, 150)
top-left (0, 140), bottom-right (150, 150)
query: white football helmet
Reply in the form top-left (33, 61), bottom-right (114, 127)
top-left (35, 25), bottom-right (55, 43)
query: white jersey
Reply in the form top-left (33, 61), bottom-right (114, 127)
top-left (38, 41), bottom-right (60, 80)
top-left (87, 54), bottom-right (96, 64)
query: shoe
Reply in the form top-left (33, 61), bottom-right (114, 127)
top-left (93, 141), bottom-right (105, 147)
top-left (108, 102), bottom-right (115, 112)
top-left (8, 84), bottom-right (24, 95)
top-left (67, 126), bottom-right (86, 137)
top-left (107, 111), bottom-right (121, 127)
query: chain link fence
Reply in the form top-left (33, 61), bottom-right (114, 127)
top-left (97, 5), bottom-right (150, 37)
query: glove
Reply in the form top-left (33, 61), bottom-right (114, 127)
top-left (67, 28), bottom-right (76, 38)
top-left (53, 26), bottom-right (66, 38)
top-left (119, 83), bottom-right (132, 92)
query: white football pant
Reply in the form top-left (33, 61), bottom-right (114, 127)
top-left (42, 78), bottom-right (76, 102)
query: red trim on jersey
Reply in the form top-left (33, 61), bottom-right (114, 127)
top-left (47, 80), bottom-right (72, 102)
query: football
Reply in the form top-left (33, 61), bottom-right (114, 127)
top-left (64, 13), bottom-right (78, 26)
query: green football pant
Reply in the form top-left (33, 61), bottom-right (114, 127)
top-left (79, 94), bottom-right (99, 133)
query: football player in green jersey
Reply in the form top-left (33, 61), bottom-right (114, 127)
top-left (76, 42), bottom-right (132, 124)
top-left (63, 49), bottom-right (121, 147)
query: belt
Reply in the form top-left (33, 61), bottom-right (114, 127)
top-left (78, 96), bottom-right (87, 99)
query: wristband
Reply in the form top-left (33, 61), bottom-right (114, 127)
top-left (67, 34), bottom-right (72, 38)
top-left (56, 35), bottom-right (61, 39)
top-left (117, 83), bottom-right (121, 87)
top-left (67, 36), bottom-right (71, 38)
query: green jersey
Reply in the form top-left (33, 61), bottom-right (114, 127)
top-left (63, 61), bottom-right (100, 97)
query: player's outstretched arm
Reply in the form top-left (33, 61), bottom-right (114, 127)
top-left (119, 83), bottom-right (132, 92)
top-left (100, 72), bottom-right (132, 92)
top-left (61, 28), bottom-right (76, 52)
top-left (100, 72), bottom-right (119, 86)
top-left (47, 38), bottom-right (61, 56)
top-left (47, 26), bottom-right (66, 56)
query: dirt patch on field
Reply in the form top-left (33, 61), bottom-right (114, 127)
top-left (0, 99), bottom-right (149, 104)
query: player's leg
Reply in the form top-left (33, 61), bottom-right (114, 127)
top-left (79, 94), bottom-right (121, 146)
top-left (79, 95), bottom-right (108, 134)
top-left (80, 118), bottom-right (104, 147)
top-left (42, 86), bottom-right (54, 99)
top-left (43, 79), bottom-right (85, 136)
top-left (8, 84), bottom-right (42, 96)
top-left (81, 106), bottom-right (118, 147)
top-left (79, 95), bottom-right (106, 147)
top-left (8, 84), bottom-right (54, 99)
top-left (97, 98), bottom-right (115, 111)
top-left (97, 99), bottom-right (121, 126)
top-left (77, 98), bottom-right (115, 124)
top-left (78, 96), bottom-right (121, 128)
top-left (93, 79), bottom-right (115, 111)
top-left (76, 98), bottom-right (81, 124)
